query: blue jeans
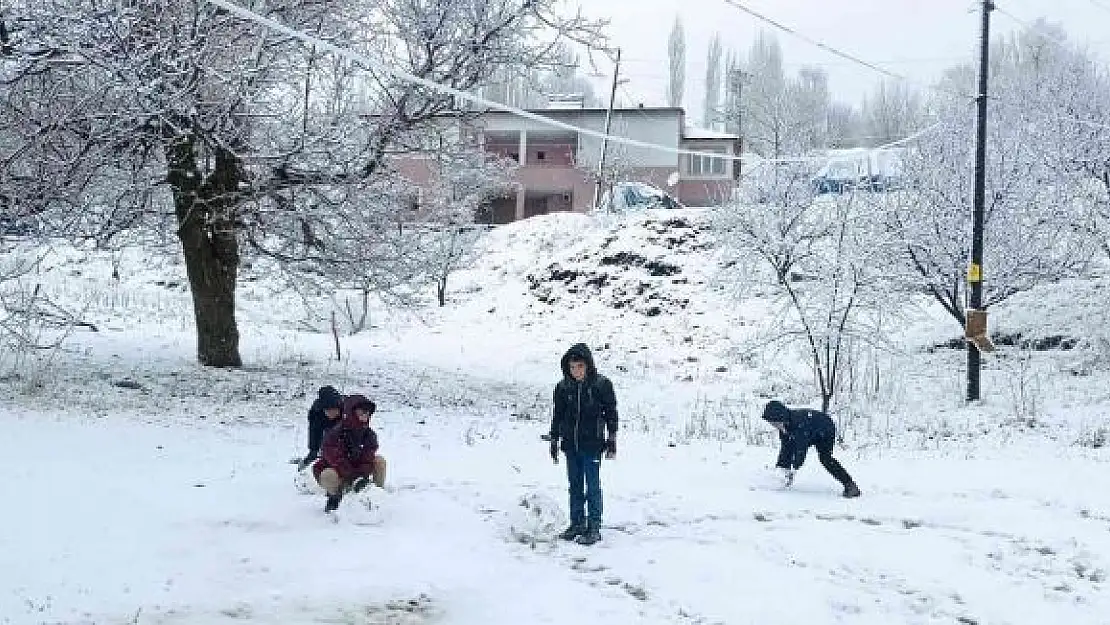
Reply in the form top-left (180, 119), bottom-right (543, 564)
top-left (566, 450), bottom-right (603, 527)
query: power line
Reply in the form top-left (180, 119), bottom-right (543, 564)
top-left (203, 0), bottom-right (944, 164)
top-left (721, 0), bottom-right (907, 82)
top-left (1089, 0), bottom-right (1110, 14)
top-left (722, 0), bottom-right (1110, 133)
top-left (721, 0), bottom-right (974, 101)
top-left (620, 55), bottom-right (974, 68)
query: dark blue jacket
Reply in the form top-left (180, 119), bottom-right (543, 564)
top-left (306, 386), bottom-right (344, 458)
top-left (762, 400), bottom-right (836, 470)
top-left (549, 343), bottom-right (619, 454)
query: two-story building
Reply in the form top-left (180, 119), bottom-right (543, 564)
top-left (475, 106), bottom-right (740, 223)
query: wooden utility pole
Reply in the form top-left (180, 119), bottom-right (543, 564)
top-left (727, 67), bottom-right (747, 179)
top-left (594, 48), bottom-right (622, 210)
top-left (968, 0), bottom-right (994, 401)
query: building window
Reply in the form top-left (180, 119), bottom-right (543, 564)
top-left (536, 150), bottom-right (546, 161)
top-left (684, 148), bottom-right (728, 177)
top-left (508, 152), bottom-right (519, 162)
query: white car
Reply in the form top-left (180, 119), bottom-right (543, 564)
top-left (597, 182), bottom-right (685, 212)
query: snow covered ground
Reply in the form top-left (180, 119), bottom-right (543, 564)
top-left (2, 210), bottom-right (1109, 624)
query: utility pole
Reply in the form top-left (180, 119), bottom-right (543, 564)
top-left (968, 0), bottom-right (994, 401)
top-left (727, 67), bottom-right (747, 179)
top-left (594, 47), bottom-right (621, 210)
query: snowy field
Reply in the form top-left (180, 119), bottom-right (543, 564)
top-left (3, 210), bottom-right (1109, 624)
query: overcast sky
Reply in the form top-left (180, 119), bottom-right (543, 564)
top-left (577, 0), bottom-right (1110, 118)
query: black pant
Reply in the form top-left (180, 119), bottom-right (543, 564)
top-left (777, 434), bottom-right (854, 486)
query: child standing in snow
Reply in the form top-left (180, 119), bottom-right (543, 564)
top-left (548, 343), bottom-right (619, 546)
top-left (762, 400), bottom-right (861, 498)
top-left (313, 394), bottom-right (387, 512)
top-left (297, 385), bottom-right (344, 471)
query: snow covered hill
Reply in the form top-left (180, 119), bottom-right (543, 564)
top-left (2, 209), bottom-right (1109, 624)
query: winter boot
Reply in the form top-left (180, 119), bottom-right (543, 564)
top-left (575, 525), bottom-right (602, 546)
top-left (559, 524), bottom-right (586, 541)
top-left (842, 482), bottom-right (862, 498)
top-left (324, 492), bottom-right (343, 512)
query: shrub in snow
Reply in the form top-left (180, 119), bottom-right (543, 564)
top-left (715, 192), bottom-right (898, 414)
top-left (1076, 426), bottom-right (1108, 449)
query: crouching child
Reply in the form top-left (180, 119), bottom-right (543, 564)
top-left (762, 400), bottom-right (861, 498)
top-left (297, 385), bottom-right (344, 471)
top-left (312, 394), bottom-right (387, 512)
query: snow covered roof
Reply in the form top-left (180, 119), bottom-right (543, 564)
top-left (682, 126), bottom-right (739, 140)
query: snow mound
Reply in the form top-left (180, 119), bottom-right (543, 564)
top-left (522, 212), bottom-right (719, 317)
top-left (473, 212), bottom-right (596, 280)
top-left (333, 486), bottom-right (392, 526)
top-left (293, 469), bottom-right (324, 496)
top-left (506, 491), bottom-right (565, 546)
top-left (992, 275), bottom-right (1110, 347)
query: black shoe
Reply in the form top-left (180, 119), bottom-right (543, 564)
top-left (559, 524), bottom-right (586, 541)
top-left (575, 526), bottom-right (602, 545)
top-left (324, 492), bottom-right (343, 512)
top-left (843, 483), bottom-right (862, 498)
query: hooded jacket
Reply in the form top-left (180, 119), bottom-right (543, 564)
top-left (762, 400), bottom-right (836, 470)
top-left (549, 343), bottom-right (618, 454)
top-left (313, 394), bottom-right (379, 481)
top-left (306, 386), bottom-right (344, 457)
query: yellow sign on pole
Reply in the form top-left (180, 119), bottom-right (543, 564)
top-left (968, 263), bottom-right (982, 283)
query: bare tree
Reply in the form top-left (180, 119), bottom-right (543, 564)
top-left (860, 80), bottom-right (923, 147)
top-left (722, 49), bottom-right (744, 137)
top-left (418, 148), bottom-right (516, 307)
top-left (0, 0), bottom-right (605, 367)
top-left (791, 66), bottom-right (831, 152)
top-left (737, 32), bottom-right (789, 157)
top-left (826, 102), bottom-right (862, 149)
top-left (667, 16), bottom-right (685, 108)
top-left (580, 144), bottom-right (636, 208)
top-left (881, 105), bottom-right (1096, 330)
top-left (718, 171), bottom-right (895, 413)
top-left (879, 21), bottom-right (1106, 337)
top-left (732, 32), bottom-right (828, 157)
top-left (703, 33), bottom-right (722, 128)
top-left (484, 46), bottom-right (603, 109)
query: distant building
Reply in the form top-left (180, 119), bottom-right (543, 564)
top-left (475, 107), bottom-right (740, 222)
top-left (392, 106), bottom-right (742, 224)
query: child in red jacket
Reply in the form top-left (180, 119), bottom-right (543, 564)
top-left (312, 394), bottom-right (386, 512)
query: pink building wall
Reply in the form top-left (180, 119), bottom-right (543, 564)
top-left (391, 115), bottom-right (740, 221)
top-left (674, 179), bottom-right (735, 206)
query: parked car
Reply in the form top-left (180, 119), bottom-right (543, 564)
top-left (597, 182), bottom-right (685, 212)
top-left (813, 148), bottom-right (906, 194)
top-left (0, 216), bottom-right (34, 236)
top-left (813, 155), bottom-right (867, 194)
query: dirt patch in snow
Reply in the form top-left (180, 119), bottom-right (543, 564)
top-left (525, 214), bottom-right (716, 317)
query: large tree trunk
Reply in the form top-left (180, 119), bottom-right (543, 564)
top-left (167, 134), bottom-right (243, 367)
top-left (179, 219), bottom-right (241, 367)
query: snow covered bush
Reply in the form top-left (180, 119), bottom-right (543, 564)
top-left (0, 245), bottom-right (93, 386)
top-left (715, 191), bottom-right (900, 414)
